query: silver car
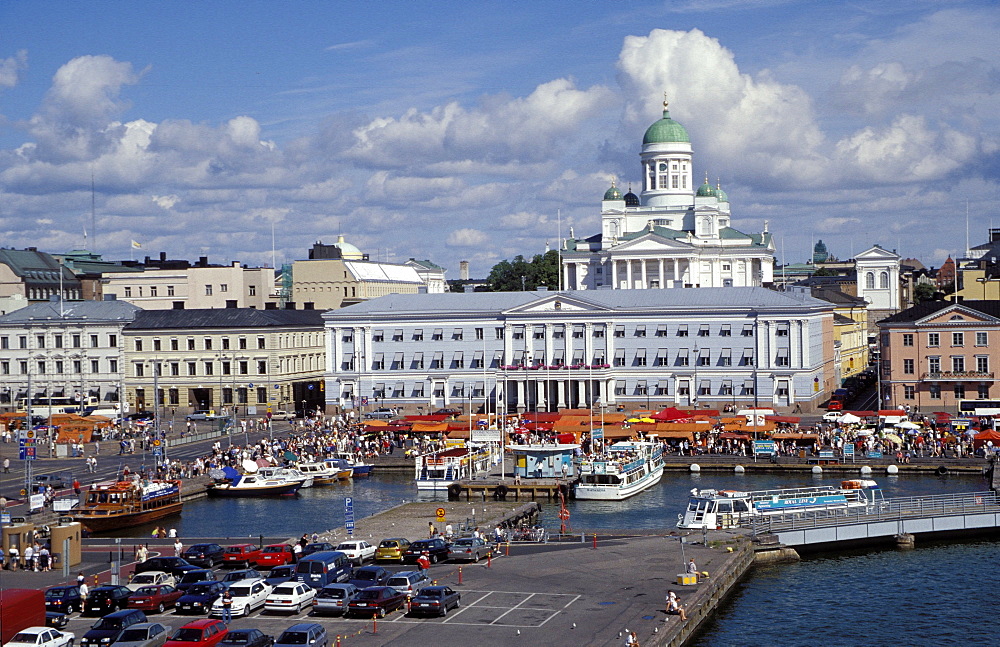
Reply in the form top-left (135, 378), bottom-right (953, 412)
top-left (313, 583), bottom-right (358, 616)
top-left (110, 623), bottom-right (171, 647)
top-left (447, 536), bottom-right (492, 562)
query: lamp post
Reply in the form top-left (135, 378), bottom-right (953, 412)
top-left (977, 277), bottom-right (988, 300)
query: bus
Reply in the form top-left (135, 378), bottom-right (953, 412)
top-left (958, 400), bottom-right (1000, 417)
top-left (16, 395), bottom-right (100, 416)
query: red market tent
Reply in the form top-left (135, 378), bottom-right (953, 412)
top-left (651, 407), bottom-right (691, 422)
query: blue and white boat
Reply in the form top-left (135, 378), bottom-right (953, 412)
top-left (574, 440), bottom-right (665, 501)
top-left (676, 480), bottom-right (881, 529)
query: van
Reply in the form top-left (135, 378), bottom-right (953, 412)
top-left (294, 551), bottom-right (352, 589)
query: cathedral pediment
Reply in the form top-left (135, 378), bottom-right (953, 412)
top-left (505, 293), bottom-right (612, 314)
top-left (610, 234), bottom-right (692, 252)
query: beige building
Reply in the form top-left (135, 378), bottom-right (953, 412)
top-left (104, 258), bottom-right (276, 310)
top-left (291, 258), bottom-right (426, 310)
top-left (122, 308), bottom-right (326, 417)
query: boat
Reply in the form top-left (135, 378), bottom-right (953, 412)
top-left (323, 458), bottom-right (354, 481)
top-left (574, 439), bottom-right (665, 501)
top-left (206, 467), bottom-right (302, 497)
top-left (676, 480), bottom-right (882, 529)
top-left (414, 444), bottom-right (493, 491)
top-left (332, 452), bottom-right (373, 478)
top-left (298, 461), bottom-right (340, 485)
top-left (70, 478), bottom-right (182, 533)
top-left (256, 466), bottom-right (313, 488)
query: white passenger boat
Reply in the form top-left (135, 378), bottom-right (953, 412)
top-left (298, 461), bottom-right (340, 485)
top-left (257, 466), bottom-right (313, 488)
top-left (414, 445), bottom-right (493, 491)
top-left (676, 479), bottom-right (882, 529)
top-left (332, 452), bottom-right (373, 478)
top-left (574, 440), bottom-right (665, 501)
top-left (206, 473), bottom-right (302, 497)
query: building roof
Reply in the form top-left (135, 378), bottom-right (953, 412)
top-left (642, 107), bottom-right (690, 144)
top-left (0, 248), bottom-right (78, 284)
top-left (125, 308), bottom-right (326, 331)
top-left (878, 300), bottom-right (1000, 324)
top-left (325, 287), bottom-right (832, 320)
top-left (345, 261), bottom-right (423, 284)
top-left (0, 299), bottom-right (141, 324)
top-left (406, 258), bottom-right (445, 272)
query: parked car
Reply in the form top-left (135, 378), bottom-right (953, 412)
top-left (402, 538), bottom-right (450, 564)
top-left (312, 583), bottom-right (359, 616)
top-left (300, 543), bottom-right (335, 558)
top-left (110, 622), bottom-right (171, 647)
top-left (263, 565), bottom-right (296, 588)
top-left (84, 585), bottom-right (134, 616)
top-left (334, 540), bottom-right (375, 565)
top-left (345, 587), bottom-right (407, 618)
top-left (448, 536), bottom-right (492, 562)
top-left (209, 579), bottom-right (270, 618)
top-left (385, 571), bottom-right (431, 599)
top-left (4, 627), bottom-right (74, 647)
top-left (162, 619), bottom-right (228, 647)
top-left (363, 409), bottom-right (395, 421)
top-left (127, 572), bottom-right (176, 592)
top-left (32, 473), bottom-right (70, 490)
top-left (44, 586), bottom-right (83, 615)
top-left (408, 585), bottom-right (461, 617)
top-left (134, 558), bottom-right (199, 579)
top-left (263, 582), bottom-right (316, 614)
top-left (221, 545), bottom-right (260, 568)
top-left (181, 544), bottom-right (225, 568)
top-left (217, 629), bottom-right (272, 647)
top-left (45, 613), bottom-right (69, 629)
top-left (79, 609), bottom-right (148, 647)
top-left (176, 570), bottom-right (217, 593)
top-left (827, 399), bottom-right (843, 411)
top-left (184, 411), bottom-right (221, 422)
top-left (268, 411), bottom-right (295, 421)
top-left (175, 583), bottom-right (226, 616)
top-left (346, 566), bottom-right (390, 590)
top-left (254, 545), bottom-right (296, 569)
top-left (272, 624), bottom-right (326, 647)
top-left (127, 585), bottom-right (184, 614)
top-left (432, 408), bottom-right (460, 417)
top-left (374, 538), bottom-right (411, 563)
top-left (219, 569), bottom-right (262, 588)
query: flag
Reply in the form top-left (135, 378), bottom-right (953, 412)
top-left (131, 240), bottom-right (142, 249)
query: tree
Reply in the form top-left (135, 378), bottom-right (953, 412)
top-left (486, 250), bottom-right (560, 291)
top-left (913, 283), bottom-right (935, 303)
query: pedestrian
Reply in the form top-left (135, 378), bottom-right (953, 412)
top-left (39, 546), bottom-right (50, 571)
top-left (77, 572), bottom-right (85, 586)
top-left (417, 551), bottom-right (430, 571)
top-left (686, 558), bottom-right (698, 581)
top-left (79, 579), bottom-right (89, 602)
top-left (220, 589), bottom-right (233, 624)
top-left (73, 479), bottom-right (81, 496)
top-left (173, 538), bottom-right (183, 557)
top-left (136, 544), bottom-right (148, 563)
top-left (428, 522), bottom-right (436, 538)
top-left (625, 630), bottom-right (639, 646)
top-left (8, 545), bottom-right (19, 570)
top-left (168, 528), bottom-right (177, 538)
top-left (2, 457), bottom-right (9, 473)
top-left (23, 544), bottom-right (34, 571)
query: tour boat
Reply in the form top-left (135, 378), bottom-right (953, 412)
top-left (298, 461), bottom-right (341, 485)
top-left (676, 480), bottom-right (882, 529)
top-left (206, 472), bottom-right (302, 497)
top-left (574, 440), bottom-right (665, 501)
top-left (414, 445), bottom-right (493, 491)
top-left (71, 478), bottom-right (183, 533)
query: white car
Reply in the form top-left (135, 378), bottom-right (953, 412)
top-left (211, 578), bottom-right (271, 618)
top-left (822, 411), bottom-right (844, 422)
top-left (336, 540), bottom-right (376, 565)
top-left (4, 627), bottom-right (75, 647)
top-left (269, 410), bottom-right (295, 421)
top-left (264, 582), bottom-right (316, 614)
top-left (127, 571), bottom-right (175, 591)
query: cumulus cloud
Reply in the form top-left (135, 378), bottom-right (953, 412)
top-left (816, 217), bottom-right (862, 234)
top-left (447, 228), bottom-right (488, 247)
top-left (0, 50), bottom-right (27, 89)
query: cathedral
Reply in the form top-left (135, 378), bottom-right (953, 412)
top-left (561, 98), bottom-right (775, 290)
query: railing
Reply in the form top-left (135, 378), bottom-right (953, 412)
top-left (752, 491), bottom-right (1000, 536)
top-left (921, 371), bottom-right (995, 381)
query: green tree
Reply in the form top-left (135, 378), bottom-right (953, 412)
top-left (486, 250), bottom-right (560, 291)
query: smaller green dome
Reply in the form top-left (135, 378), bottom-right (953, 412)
top-left (715, 180), bottom-right (728, 202)
top-left (603, 181), bottom-right (622, 200)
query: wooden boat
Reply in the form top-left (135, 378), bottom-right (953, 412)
top-left (71, 479), bottom-right (182, 533)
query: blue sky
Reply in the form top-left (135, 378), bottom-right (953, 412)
top-left (1, 0), bottom-right (998, 276)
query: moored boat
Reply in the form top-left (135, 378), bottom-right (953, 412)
top-left (71, 478), bottom-right (182, 533)
top-left (323, 458), bottom-right (354, 480)
top-left (298, 461), bottom-right (340, 485)
top-left (574, 439), bottom-right (664, 501)
top-left (332, 452), bottom-right (373, 478)
top-left (257, 466), bottom-right (313, 488)
top-left (414, 444), bottom-right (493, 491)
top-left (206, 468), bottom-right (302, 497)
top-left (676, 479), bottom-right (882, 529)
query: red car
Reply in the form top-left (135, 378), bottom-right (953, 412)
top-left (827, 400), bottom-right (843, 411)
top-left (164, 619), bottom-right (228, 647)
top-left (128, 584), bottom-right (184, 613)
top-left (254, 544), bottom-right (296, 569)
top-left (222, 544), bottom-right (261, 568)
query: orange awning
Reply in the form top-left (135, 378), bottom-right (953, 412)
top-left (411, 422), bottom-right (449, 433)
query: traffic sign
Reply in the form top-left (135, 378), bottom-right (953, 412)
top-left (153, 439), bottom-right (161, 446)
top-left (345, 497), bottom-right (355, 536)
top-left (435, 507), bottom-right (446, 521)
top-left (308, 384), bottom-right (314, 390)
top-left (248, 383), bottom-right (254, 388)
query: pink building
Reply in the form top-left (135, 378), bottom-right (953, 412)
top-left (879, 300), bottom-right (1000, 411)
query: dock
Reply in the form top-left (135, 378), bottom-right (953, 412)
top-left (449, 476), bottom-right (577, 502)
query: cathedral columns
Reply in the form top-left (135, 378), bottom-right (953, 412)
top-left (612, 260), bottom-right (618, 289)
top-left (626, 259), bottom-right (633, 289)
top-left (658, 258), bottom-right (665, 288)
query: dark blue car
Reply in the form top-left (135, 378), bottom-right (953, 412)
top-left (347, 565), bottom-right (390, 589)
top-left (175, 581), bottom-right (227, 615)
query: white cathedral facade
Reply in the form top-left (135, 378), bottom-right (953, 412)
top-left (561, 99), bottom-right (775, 290)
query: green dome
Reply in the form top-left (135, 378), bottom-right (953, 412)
top-left (603, 183), bottom-right (622, 200)
top-left (643, 108), bottom-right (690, 144)
top-left (715, 186), bottom-right (729, 202)
top-left (696, 180), bottom-right (715, 197)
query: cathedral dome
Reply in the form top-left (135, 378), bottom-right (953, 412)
top-left (696, 179), bottom-right (715, 197)
top-left (603, 181), bottom-right (622, 200)
top-left (334, 234), bottom-right (363, 260)
top-left (643, 99), bottom-right (690, 144)
top-left (623, 189), bottom-right (640, 207)
top-left (715, 182), bottom-right (728, 202)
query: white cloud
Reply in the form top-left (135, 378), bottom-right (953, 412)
top-left (816, 217), bottom-right (862, 234)
top-left (0, 50), bottom-right (27, 89)
top-left (151, 194), bottom-right (179, 209)
top-left (447, 228), bottom-right (488, 247)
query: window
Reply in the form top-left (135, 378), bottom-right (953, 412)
top-left (372, 353), bottom-right (385, 370)
top-left (904, 385), bottom-right (915, 400)
top-left (977, 356), bottom-right (989, 373)
top-left (865, 272), bottom-right (875, 289)
top-left (720, 349), bottom-right (732, 366)
top-left (432, 328), bottom-right (444, 341)
top-left (219, 283), bottom-right (228, 293)
top-left (431, 352), bottom-right (443, 369)
top-left (635, 349), bottom-right (647, 367)
top-left (720, 324), bottom-right (731, 337)
top-left (453, 352), bottom-right (464, 369)
top-left (124, 287), bottom-right (132, 297)
top-left (0, 337), bottom-right (6, 350)
top-left (257, 361), bottom-right (267, 375)
top-left (372, 329), bottom-right (385, 342)
top-left (741, 381), bottom-right (755, 396)
top-left (36, 335), bottom-right (45, 348)
top-left (149, 286), bottom-right (157, 297)
top-left (54, 334), bottom-right (63, 348)
top-left (698, 349), bottom-right (711, 366)
top-left (698, 325), bottom-right (710, 337)
top-left (776, 351), bottom-right (790, 367)
top-left (952, 332), bottom-right (964, 346)
top-left (614, 349), bottom-right (626, 367)
top-left (186, 362), bottom-right (196, 376)
top-left (741, 349), bottom-right (754, 366)
top-left (928, 356), bottom-right (941, 373)
top-left (677, 381), bottom-right (690, 396)
top-left (776, 324), bottom-right (789, 337)
top-left (205, 285), bottom-right (213, 296)
top-left (903, 359), bottom-right (914, 374)
top-left (676, 350), bottom-right (689, 367)
top-left (573, 325), bottom-right (585, 339)
top-left (134, 363), bottom-right (144, 377)
top-left (91, 360), bottom-right (99, 373)
top-left (741, 324), bottom-right (754, 337)
top-left (454, 328), bottom-right (465, 341)
top-left (204, 338), bottom-right (213, 350)
top-left (170, 362), bottom-right (179, 376)
top-left (19, 360), bottom-right (27, 374)
top-left (221, 337), bottom-right (230, 350)
top-left (135, 339), bottom-right (143, 352)
top-left (677, 325), bottom-right (688, 337)
top-left (257, 337), bottom-right (265, 349)
top-left (18, 336), bottom-right (26, 349)
top-left (720, 381), bottom-right (733, 396)
top-left (493, 327), bottom-right (502, 340)
top-left (187, 338), bottom-right (195, 351)
top-left (656, 324), bottom-right (668, 337)
top-left (635, 325), bottom-right (646, 337)
top-left (593, 325), bottom-right (605, 338)
top-left (393, 329), bottom-right (403, 342)
top-left (167, 285), bottom-right (175, 296)
top-left (553, 326), bottom-right (564, 339)
top-left (954, 384), bottom-right (965, 400)
top-left (614, 381), bottom-right (626, 396)
top-left (472, 351), bottom-right (484, 369)
top-left (902, 333), bottom-right (914, 347)
top-left (880, 272), bottom-right (889, 289)
top-left (239, 361), bottom-right (248, 375)
top-left (952, 356), bottom-right (965, 372)
top-left (204, 362), bottom-right (214, 376)
top-left (927, 333), bottom-right (940, 347)
top-left (978, 384), bottom-right (990, 399)
top-left (412, 352), bottom-right (424, 370)
top-left (413, 329), bottom-right (424, 341)
top-left (976, 332), bottom-right (988, 346)
top-left (152, 338), bottom-right (161, 352)
top-left (239, 338), bottom-right (247, 350)
top-left (614, 325), bottom-right (625, 338)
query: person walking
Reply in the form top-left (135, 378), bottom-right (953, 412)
top-left (220, 589), bottom-right (233, 624)
top-left (79, 579), bottom-right (89, 603)
top-left (2, 457), bottom-right (9, 473)
top-left (173, 538), bottom-right (183, 557)
top-left (136, 544), bottom-right (148, 563)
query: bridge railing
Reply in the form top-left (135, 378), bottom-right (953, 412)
top-left (752, 491), bottom-right (1000, 536)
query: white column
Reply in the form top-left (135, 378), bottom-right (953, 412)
top-left (516, 380), bottom-right (525, 412)
top-left (626, 260), bottom-right (633, 289)
top-left (800, 320), bottom-right (810, 367)
top-left (640, 259), bottom-right (647, 289)
top-left (673, 258), bottom-right (679, 283)
top-left (659, 259), bottom-right (665, 288)
top-left (612, 260), bottom-right (619, 289)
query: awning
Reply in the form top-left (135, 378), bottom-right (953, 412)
top-left (374, 352), bottom-right (384, 365)
top-left (473, 350), bottom-right (484, 362)
top-left (433, 351), bottom-right (443, 362)
top-left (699, 380), bottom-right (711, 391)
top-left (393, 381), bottom-right (405, 394)
top-left (636, 325), bottom-right (646, 336)
top-left (721, 348), bottom-right (732, 358)
top-left (678, 324), bottom-right (688, 335)
top-left (615, 324), bottom-right (625, 335)
top-left (720, 324), bottom-right (731, 335)
top-left (412, 422), bottom-right (448, 432)
top-left (656, 324), bottom-right (668, 336)
top-left (393, 352), bottom-right (404, 364)
top-left (615, 348), bottom-right (626, 361)
top-left (453, 328), bottom-right (463, 338)
top-left (433, 328), bottom-right (443, 337)
top-left (394, 329), bottom-right (403, 338)
top-left (636, 348), bottom-right (646, 359)
top-left (742, 323), bottom-right (754, 335)
top-left (766, 415), bottom-right (800, 423)
top-left (699, 324), bottom-right (709, 335)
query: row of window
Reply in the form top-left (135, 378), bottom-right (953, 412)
top-left (1, 359), bottom-right (116, 375)
top-left (902, 384), bottom-right (990, 400)
top-left (902, 356), bottom-right (991, 374)
top-left (350, 380), bottom-right (761, 400)
top-left (133, 360), bottom-right (267, 377)
top-left (0, 333), bottom-right (117, 350)
top-left (27, 288), bottom-right (80, 300)
top-left (899, 331), bottom-right (989, 347)
top-left (136, 386), bottom-right (269, 406)
top-left (354, 323), bottom-right (773, 343)
top-left (134, 336), bottom-right (267, 352)
top-left (121, 285), bottom-right (258, 298)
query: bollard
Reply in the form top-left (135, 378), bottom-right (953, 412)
top-left (593, 533), bottom-right (597, 549)
top-left (336, 637), bottom-right (341, 647)
top-left (487, 552), bottom-right (492, 568)
top-left (458, 566), bottom-right (463, 584)
top-left (406, 596), bottom-right (411, 613)
top-left (373, 617), bottom-right (377, 634)
top-left (505, 541), bottom-right (510, 557)
top-left (94, 573), bottom-right (99, 586)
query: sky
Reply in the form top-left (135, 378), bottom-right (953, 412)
top-left (1, 0), bottom-right (998, 277)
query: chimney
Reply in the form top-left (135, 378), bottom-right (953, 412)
top-left (198, 256), bottom-right (208, 266)
top-left (160, 251), bottom-right (167, 262)
top-left (460, 260), bottom-right (470, 281)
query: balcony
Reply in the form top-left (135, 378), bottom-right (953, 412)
top-left (921, 371), bottom-right (995, 381)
